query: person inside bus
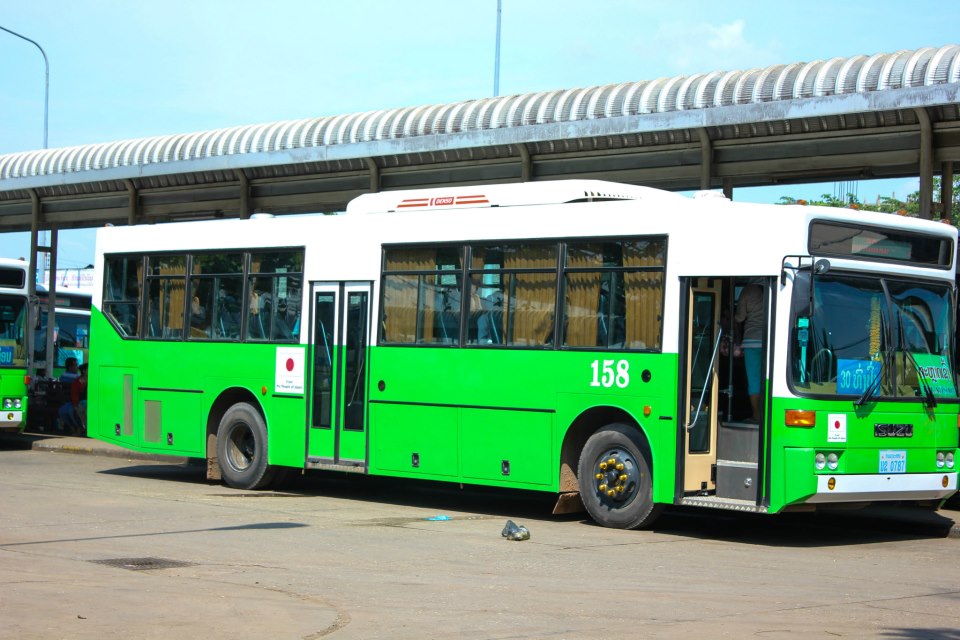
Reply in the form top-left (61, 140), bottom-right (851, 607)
top-left (57, 362), bottom-right (88, 436)
top-left (190, 295), bottom-right (210, 338)
top-left (59, 356), bottom-right (80, 384)
top-left (735, 283), bottom-right (764, 423)
top-left (248, 283), bottom-right (268, 339)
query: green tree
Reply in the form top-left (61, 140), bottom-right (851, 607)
top-left (779, 175), bottom-right (959, 222)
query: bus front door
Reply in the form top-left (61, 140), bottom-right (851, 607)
top-left (307, 282), bottom-right (372, 469)
top-left (683, 280), bottom-right (721, 494)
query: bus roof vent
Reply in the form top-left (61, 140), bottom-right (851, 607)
top-left (345, 180), bottom-right (666, 214)
top-left (693, 190), bottom-right (729, 201)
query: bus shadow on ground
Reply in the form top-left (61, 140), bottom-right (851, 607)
top-left (96, 462), bottom-right (958, 546)
top-left (880, 628), bottom-right (960, 640)
top-left (644, 506), bottom-right (957, 547)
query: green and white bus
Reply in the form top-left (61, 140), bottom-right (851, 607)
top-left (0, 259), bottom-right (90, 433)
top-left (0, 258), bottom-right (31, 433)
top-left (89, 180), bottom-right (959, 528)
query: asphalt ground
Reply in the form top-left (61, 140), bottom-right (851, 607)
top-left (8, 430), bottom-right (960, 538)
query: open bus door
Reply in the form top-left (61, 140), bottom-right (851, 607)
top-left (683, 279), bottom-right (721, 494)
top-left (682, 277), bottom-right (769, 506)
top-left (306, 281), bottom-right (372, 471)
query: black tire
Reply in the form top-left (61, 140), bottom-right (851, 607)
top-left (577, 423), bottom-right (662, 529)
top-left (216, 402), bottom-right (276, 490)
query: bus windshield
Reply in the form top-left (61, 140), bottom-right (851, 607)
top-left (0, 294), bottom-right (26, 368)
top-left (791, 273), bottom-right (957, 400)
top-left (34, 311), bottom-right (90, 367)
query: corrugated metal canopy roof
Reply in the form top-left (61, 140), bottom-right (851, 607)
top-left (0, 45), bottom-right (958, 230)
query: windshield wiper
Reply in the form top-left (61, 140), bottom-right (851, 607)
top-left (896, 308), bottom-right (938, 408)
top-left (854, 359), bottom-right (884, 407)
top-left (902, 349), bottom-right (938, 408)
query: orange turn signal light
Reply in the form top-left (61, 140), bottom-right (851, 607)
top-left (23, 375), bottom-right (31, 386)
top-left (785, 410), bottom-right (816, 427)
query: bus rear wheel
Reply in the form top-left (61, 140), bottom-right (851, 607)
top-left (577, 423), bottom-right (662, 529)
top-left (216, 402), bottom-right (276, 490)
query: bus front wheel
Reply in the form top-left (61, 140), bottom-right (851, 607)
top-left (216, 403), bottom-right (276, 490)
top-left (577, 423), bottom-right (662, 529)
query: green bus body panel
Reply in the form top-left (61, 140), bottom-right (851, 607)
top-left (90, 307), bottom-right (680, 495)
top-left (0, 368), bottom-right (27, 431)
top-left (366, 347), bottom-right (679, 495)
top-left (89, 307), bottom-right (957, 509)
top-left (768, 396), bottom-right (959, 512)
top-left (89, 312), bottom-right (307, 466)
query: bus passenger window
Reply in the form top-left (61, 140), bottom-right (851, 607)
top-left (215, 277), bottom-right (243, 340)
top-left (145, 255), bottom-right (187, 339)
top-left (103, 255), bottom-right (142, 337)
top-left (381, 246), bottom-right (464, 345)
top-left (467, 243), bottom-right (557, 347)
top-left (188, 280), bottom-right (214, 339)
top-left (563, 239), bottom-right (664, 351)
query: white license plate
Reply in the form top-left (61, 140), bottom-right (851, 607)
top-left (879, 450), bottom-right (907, 474)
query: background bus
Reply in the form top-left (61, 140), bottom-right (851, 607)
top-left (26, 286), bottom-right (91, 433)
top-left (88, 180), bottom-right (959, 528)
top-left (0, 258), bottom-right (29, 433)
top-left (0, 257), bottom-right (90, 434)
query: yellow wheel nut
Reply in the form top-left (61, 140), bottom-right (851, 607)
top-left (615, 463), bottom-right (624, 471)
top-left (619, 474), bottom-right (628, 483)
top-left (598, 484), bottom-right (607, 492)
top-left (607, 458), bottom-right (617, 467)
top-left (607, 489), bottom-right (616, 498)
top-left (615, 485), bottom-right (624, 493)
top-left (599, 462), bottom-right (608, 470)
top-left (595, 473), bottom-right (603, 480)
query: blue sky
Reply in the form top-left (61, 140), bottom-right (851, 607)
top-left (1, 0), bottom-right (957, 268)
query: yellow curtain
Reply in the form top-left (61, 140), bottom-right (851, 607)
top-left (623, 242), bottom-right (664, 349)
top-left (504, 246), bottom-right (557, 345)
top-left (158, 260), bottom-right (186, 334)
top-left (564, 247), bottom-right (603, 346)
top-left (383, 250), bottom-right (435, 343)
top-left (623, 272), bottom-right (662, 349)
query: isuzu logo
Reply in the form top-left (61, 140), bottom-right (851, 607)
top-left (874, 423), bottom-right (913, 437)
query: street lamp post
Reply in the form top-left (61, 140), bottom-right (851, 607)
top-left (1, 24), bottom-right (52, 379)
top-left (493, 0), bottom-right (501, 97)
top-left (0, 25), bottom-right (49, 149)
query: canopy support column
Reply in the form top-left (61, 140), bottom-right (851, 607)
top-left (43, 228), bottom-right (58, 376)
top-left (519, 144), bottom-right (532, 182)
top-left (236, 171), bottom-right (251, 219)
top-left (698, 128), bottom-right (713, 190)
top-left (915, 107), bottom-right (933, 219)
top-left (124, 179), bottom-right (139, 226)
top-left (941, 161), bottom-right (954, 222)
top-left (27, 190), bottom-right (40, 380)
top-left (364, 157), bottom-right (380, 193)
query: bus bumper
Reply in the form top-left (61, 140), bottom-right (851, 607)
top-left (805, 473), bottom-right (958, 503)
top-left (0, 410), bottom-right (23, 429)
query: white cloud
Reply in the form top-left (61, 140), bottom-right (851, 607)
top-left (637, 19), bottom-right (780, 76)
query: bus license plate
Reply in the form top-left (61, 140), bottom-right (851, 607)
top-left (879, 450), bottom-right (907, 474)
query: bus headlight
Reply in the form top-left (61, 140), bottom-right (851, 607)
top-left (937, 452), bottom-right (946, 468)
top-left (826, 453), bottom-right (839, 470)
top-left (12, 399), bottom-right (21, 409)
top-left (815, 453), bottom-right (826, 470)
top-left (2, 398), bottom-right (11, 409)
top-left (947, 452), bottom-right (955, 469)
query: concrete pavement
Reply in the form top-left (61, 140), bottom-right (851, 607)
top-left (10, 430), bottom-right (960, 538)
